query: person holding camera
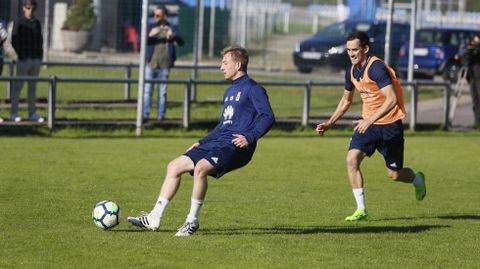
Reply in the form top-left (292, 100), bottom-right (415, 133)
top-left (143, 5), bottom-right (184, 124)
top-left (0, 18), bottom-right (8, 123)
top-left (466, 34), bottom-right (480, 129)
top-left (453, 34), bottom-right (480, 128)
top-left (0, 19), bottom-right (8, 76)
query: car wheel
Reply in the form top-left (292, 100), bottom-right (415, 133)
top-left (442, 62), bottom-right (461, 84)
top-left (297, 66), bottom-right (313, 74)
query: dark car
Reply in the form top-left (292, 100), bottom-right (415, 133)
top-left (396, 28), bottom-right (480, 81)
top-left (293, 20), bottom-right (410, 73)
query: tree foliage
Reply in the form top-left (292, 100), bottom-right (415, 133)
top-left (62, 0), bottom-right (96, 31)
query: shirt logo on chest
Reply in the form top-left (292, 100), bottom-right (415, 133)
top-left (235, 91), bottom-right (242, 101)
top-left (223, 105), bottom-right (234, 125)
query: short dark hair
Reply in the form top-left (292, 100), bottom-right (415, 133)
top-left (222, 46), bottom-right (249, 72)
top-left (156, 5), bottom-right (168, 16)
top-left (347, 31), bottom-right (370, 48)
top-left (23, 0), bottom-right (38, 10)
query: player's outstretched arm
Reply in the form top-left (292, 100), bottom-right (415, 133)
top-left (316, 89), bottom-right (353, 136)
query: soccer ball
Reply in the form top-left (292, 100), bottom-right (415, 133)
top-left (92, 200), bottom-right (121, 229)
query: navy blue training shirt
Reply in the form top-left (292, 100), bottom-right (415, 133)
top-left (199, 75), bottom-right (275, 145)
top-left (345, 57), bottom-right (392, 91)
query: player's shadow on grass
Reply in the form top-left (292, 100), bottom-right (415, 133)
top-left (373, 214), bottom-right (480, 221)
top-left (200, 225), bottom-right (448, 235)
top-left (437, 214), bottom-right (480, 220)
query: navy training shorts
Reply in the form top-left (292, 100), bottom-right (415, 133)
top-left (184, 140), bottom-right (255, 179)
top-left (349, 120), bottom-right (404, 171)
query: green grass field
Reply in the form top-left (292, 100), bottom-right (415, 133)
top-left (1, 132), bottom-right (479, 268)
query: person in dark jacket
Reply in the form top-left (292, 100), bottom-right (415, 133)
top-left (0, 19), bottom-right (8, 76)
top-left (466, 34), bottom-right (480, 129)
top-left (143, 5), bottom-right (184, 123)
top-left (128, 46), bottom-right (275, 236)
top-left (11, 0), bottom-right (44, 123)
top-left (0, 19), bottom-right (8, 123)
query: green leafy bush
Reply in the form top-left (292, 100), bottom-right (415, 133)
top-left (62, 0), bottom-right (96, 31)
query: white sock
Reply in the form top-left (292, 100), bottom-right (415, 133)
top-left (186, 199), bottom-right (203, 223)
top-left (412, 173), bottom-right (423, 186)
top-left (352, 188), bottom-right (366, 210)
top-left (150, 197), bottom-right (170, 220)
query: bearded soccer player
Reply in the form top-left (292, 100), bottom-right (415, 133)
top-left (128, 46), bottom-right (275, 235)
top-left (315, 31), bottom-right (426, 221)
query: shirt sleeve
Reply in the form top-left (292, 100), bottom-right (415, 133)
top-left (242, 86), bottom-right (275, 144)
top-left (0, 21), bottom-right (7, 45)
top-left (345, 67), bottom-right (355, 91)
top-left (368, 61), bottom-right (392, 89)
top-left (171, 25), bottom-right (184, 46)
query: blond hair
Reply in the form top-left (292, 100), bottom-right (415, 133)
top-left (221, 46), bottom-right (249, 72)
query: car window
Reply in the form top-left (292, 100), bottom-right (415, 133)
top-left (457, 31), bottom-right (473, 46)
top-left (317, 21), bottom-right (372, 39)
top-left (318, 22), bottom-right (347, 38)
top-left (450, 33), bottom-right (459, 46)
top-left (417, 31), bottom-right (443, 43)
top-left (355, 23), bottom-right (372, 32)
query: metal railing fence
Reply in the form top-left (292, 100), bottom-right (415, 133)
top-left (0, 74), bottom-right (453, 132)
top-left (3, 60), bottom-right (222, 101)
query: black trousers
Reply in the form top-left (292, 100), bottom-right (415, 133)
top-left (470, 64), bottom-right (480, 127)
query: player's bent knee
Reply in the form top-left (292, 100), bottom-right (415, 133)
top-left (193, 160), bottom-right (214, 177)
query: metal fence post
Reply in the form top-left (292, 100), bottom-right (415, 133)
top-left (7, 61), bottom-right (14, 100)
top-left (409, 81), bottom-right (418, 131)
top-left (302, 81), bottom-right (311, 127)
top-left (183, 80), bottom-right (191, 128)
top-left (48, 75), bottom-right (57, 130)
top-left (124, 63), bottom-right (132, 101)
top-left (443, 82), bottom-right (451, 130)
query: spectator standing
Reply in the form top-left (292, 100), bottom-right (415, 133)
top-left (467, 34), bottom-right (480, 129)
top-left (143, 5), bottom-right (184, 123)
top-left (11, 0), bottom-right (44, 123)
top-left (0, 19), bottom-right (7, 76)
top-left (0, 19), bottom-right (8, 123)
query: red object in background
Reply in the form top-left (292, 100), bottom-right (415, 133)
top-left (124, 25), bottom-right (139, 52)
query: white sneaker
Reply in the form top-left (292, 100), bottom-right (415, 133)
top-left (29, 113), bottom-right (45, 123)
top-left (10, 114), bottom-right (21, 122)
top-left (175, 220), bottom-right (199, 236)
top-left (127, 213), bottom-right (160, 231)
top-left (0, 117), bottom-right (3, 123)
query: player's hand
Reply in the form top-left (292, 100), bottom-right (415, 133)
top-left (186, 142), bottom-right (200, 152)
top-left (353, 118), bottom-right (373, 134)
top-left (232, 134), bottom-right (249, 148)
top-left (148, 27), bottom-right (160, 37)
top-left (315, 122), bottom-right (331, 136)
